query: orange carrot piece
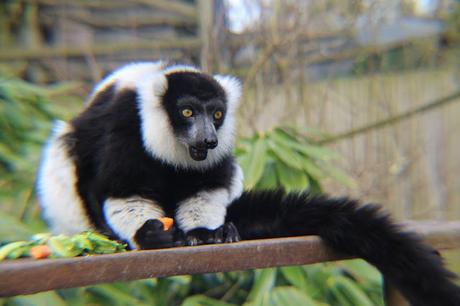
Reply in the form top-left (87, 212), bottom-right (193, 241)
top-left (30, 245), bottom-right (51, 259)
top-left (159, 217), bottom-right (174, 231)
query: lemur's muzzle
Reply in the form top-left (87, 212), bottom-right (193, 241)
top-left (188, 117), bottom-right (218, 161)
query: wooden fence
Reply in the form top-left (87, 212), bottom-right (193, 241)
top-left (1, 221), bottom-right (460, 306)
top-left (0, 0), bottom-right (217, 82)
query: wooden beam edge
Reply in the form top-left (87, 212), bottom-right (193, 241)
top-left (0, 38), bottom-right (201, 61)
top-left (0, 221), bottom-right (459, 297)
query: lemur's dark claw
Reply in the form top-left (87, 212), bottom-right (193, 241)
top-left (223, 222), bottom-right (240, 243)
top-left (184, 222), bottom-right (240, 246)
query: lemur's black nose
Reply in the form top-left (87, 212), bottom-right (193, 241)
top-left (204, 138), bottom-right (218, 149)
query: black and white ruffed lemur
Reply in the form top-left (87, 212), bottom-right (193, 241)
top-left (37, 62), bottom-right (460, 305)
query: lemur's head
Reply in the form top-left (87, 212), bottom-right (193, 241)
top-left (137, 64), bottom-right (241, 169)
top-left (162, 71), bottom-right (227, 161)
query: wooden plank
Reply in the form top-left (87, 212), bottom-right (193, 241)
top-left (318, 91), bottom-right (460, 145)
top-left (41, 11), bottom-right (197, 28)
top-left (0, 221), bottom-right (459, 297)
top-left (22, 0), bottom-right (137, 9)
top-left (24, 0), bottom-right (198, 18)
top-left (0, 38), bottom-right (201, 61)
top-left (135, 0), bottom-right (197, 19)
top-left (0, 236), bottom-right (342, 297)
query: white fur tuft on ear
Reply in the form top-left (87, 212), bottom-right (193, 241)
top-left (86, 61), bottom-right (166, 104)
top-left (213, 75), bottom-right (242, 113)
top-left (163, 64), bottom-right (199, 75)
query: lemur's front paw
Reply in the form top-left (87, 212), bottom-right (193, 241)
top-left (185, 221), bottom-right (241, 246)
top-left (223, 222), bottom-right (240, 243)
top-left (134, 219), bottom-right (182, 250)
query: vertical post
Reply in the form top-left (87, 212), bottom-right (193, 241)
top-left (198, 0), bottom-right (214, 72)
top-left (383, 278), bottom-right (410, 306)
top-left (20, 2), bottom-right (46, 83)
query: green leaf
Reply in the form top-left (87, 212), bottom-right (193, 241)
top-left (31, 233), bottom-right (52, 244)
top-left (255, 160), bottom-right (278, 189)
top-left (87, 283), bottom-right (151, 306)
top-left (269, 287), bottom-right (318, 306)
top-left (341, 260), bottom-right (382, 285)
top-left (272, 129), bottom-right (340, 161)
top-left (83, 231), bottom-right (126, 253)
top-left (0, 241), bottom-right (29, 260)
top-left (280, 266), bottom-right (308, 292)
top-left (182, 295), bottom-right (238, 306)
top-left (274, 162), bottom-right (310, 191)
top-left (242, 137), bottom-right (268, 189)
top-left (321, 164), bottom-right (357, 188)
top-left (328, 276), bottom-right (374, 306)
top-left (307, 176), bottom-right (323, 194)
top-left (48, 235), bottom-right (81, 258)
top-left (300, 158), bottom-right (326, 179)
top-left (246, 269), bottom-right (277, 306)
top-left (70, 235), bottom-right (93, 253)
top-left (0, 211), bottom-right (33, 241)
top-left (267, 139), bottom-right (304, 171)
top-left (6, 291), bottom-right (67, 306)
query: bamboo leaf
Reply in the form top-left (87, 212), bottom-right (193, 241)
top-left (280, 267), bottom-right (309, 292)
top-left (87, 284), bottom-right (151, 306)
top-left (182, 295), bottom-right (238, 306)
top-left (328, 276), bottom-right (374, 306)
top-left (246, 269), bottom-right (277, 306)
top-left (321, 164), bottom-right (357, 188)
top-left (6, 291), bottom-right (67, 306)
top-left (255, 160), bottom-right (278, 189)
top-left (267, 139), bottom-right (304, 171)
top-left (272, 129), bottom-right (341, 161)
top-left (300, 158), bottom-right (326, 179)
top-left (242, 137), bottom-right (268, 189)
top-left (269, 287), bottom-right (318, 306)
top-left (275, 162), bottom-right (309, 191)
top-left (342, 260), bottom-right (382, 285)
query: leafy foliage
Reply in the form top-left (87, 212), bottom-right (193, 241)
top-left (0, 232), bottom-right (126, 261)
top-left (236, 127), bottom-right (355, 192)
top-left (0, 78), bottom-right (73, 235)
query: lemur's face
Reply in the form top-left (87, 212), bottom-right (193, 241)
top-left (162, 72), bottom-right (228, 161)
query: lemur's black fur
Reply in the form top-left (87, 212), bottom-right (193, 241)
top-left (63, 73), bottom-right (236, 237)
top-left (228, 191), bottom-right (460, 306)
top-left (38, 63), bottom-right (460, 306)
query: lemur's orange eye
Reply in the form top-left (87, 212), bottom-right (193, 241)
top-left (214, 111), bottom-right (223, 120)
top-left (182, 109), bottom-right (193, 118)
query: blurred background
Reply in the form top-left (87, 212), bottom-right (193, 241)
top-left (0, 0), bottom-right (459, 305)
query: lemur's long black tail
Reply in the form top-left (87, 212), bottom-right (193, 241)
top-left (226, 189), bottom-right (460, 306)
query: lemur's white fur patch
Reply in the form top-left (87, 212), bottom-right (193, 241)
top-left (175, 162), bottom-right (243, 232)
top-left (37, 121), bottom-right (93, 234)
top-left (86, 61), bottom-right (166, 105)
top-left (175, 189), bottom-right (230, 232)
top-left (229, 164), bottom-right (244, 202)
top-left (163, 64), bottom-right (199, 75)
top-left (213, 75), bottom-right (242, 113)
top-left (135, 64), bottom-right (242, 170)
top-left (104, 197), bottom-right (165, 249)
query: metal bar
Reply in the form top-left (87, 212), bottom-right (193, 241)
top-left (0, 221), bottom-right (459, 297)
top-left (0, 236), bottom-right (342, 296)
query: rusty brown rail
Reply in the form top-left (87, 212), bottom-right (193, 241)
top-left (1, 221), bottom-right (460, 298)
